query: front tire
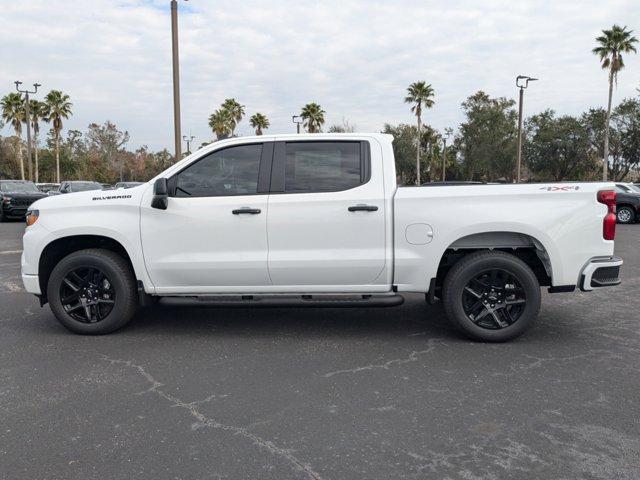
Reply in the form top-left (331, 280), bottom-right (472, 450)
top-left (616, 206), bottom-right (635, 224)
top-left (442, 251), bottom-right (541, 342)
top-left (47, 249), bottom-right (138, 334)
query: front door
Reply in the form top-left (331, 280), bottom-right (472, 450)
top-left (266, 140), bottom-right (387, 290)
top-left (140, 142), bottom-right (273, 294)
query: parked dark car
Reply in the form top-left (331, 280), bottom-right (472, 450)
top-left (614, 183), bottom-right (640, 224)
top-left (49, 181), bottom-right (104, 196)
top-left (114, 181), bottom-right (144, 189)
top-left (36, 182), bottom-right (60, 193)
top-left (0, 180), bottom-right (48, 221)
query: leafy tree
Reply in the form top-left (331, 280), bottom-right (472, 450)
top-left (300, 103), bottom-right (325, 133)
top-left (404, 81), bottom-right (435, 185)
top-left (592, 25), bottom-right (638, 180)
top-left (524, 110), bottom-right (598, 181)
top-left (85, 121), bottom-right (130, 182)
top-left (43, 90), bottom-right (72, 183)
top-left (610, 97), bottom-right (640, 180)
top-left (221, 98), bottom-right (245, 136)
top-left (29, 99), bottom-right (47, 183)
top-left (328, 119), bottom-right (356, 133)
top-left (456, 91), bottom-right (518, 181)
top-left (382, 123), bottom-right (443, 184)
top-left (249, 113), bottom-right (269, 135)
top-left (1, 93), bottom-right (25, 179)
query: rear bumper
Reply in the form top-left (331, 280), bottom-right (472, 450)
top-left (579, 256), bottom-right (623, 291)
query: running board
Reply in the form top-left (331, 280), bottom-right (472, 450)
top-left (158, 294), bottom-right (404, 308)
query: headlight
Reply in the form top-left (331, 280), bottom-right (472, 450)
top-left (26, 209), bottom-right (39, 227)
top-left (2, 196), bottom-right (10, 204)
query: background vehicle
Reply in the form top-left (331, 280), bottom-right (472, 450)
top-left (0, 180), bottom-right (47, 221)
top-left (36, 183), bottom-right (60, 194)
top-left (22, 134), bottom-right (622, 342)
top-left (614, 183), bottom-right (640, 224)
top-left (49, 181), bottom-right (104, 195)
top-left (114, 181), bottom-right (144, 189)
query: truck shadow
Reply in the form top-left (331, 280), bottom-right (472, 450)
top-left (124, 294), bottom-right (465, 340)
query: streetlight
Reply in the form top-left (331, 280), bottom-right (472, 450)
top-left (292, 115), bottom-right (303, 134)
top-left (183, 133), bottom-right (195, 155)
top-left (171, 0), bottom-right (187, 161)
top-left (15, 81), bottom-right (41, 181)
top-left (442, 127), bottom-right (452, 182)
top-left (515, 75), bottom-right (537, 183)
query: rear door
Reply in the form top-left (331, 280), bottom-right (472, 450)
top-left (266, 139), bottom-right (387, 290)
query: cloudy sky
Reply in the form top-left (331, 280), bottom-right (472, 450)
top-left (1, 0), bottom-right (639, 151)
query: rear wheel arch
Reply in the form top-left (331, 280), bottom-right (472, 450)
top-left (38, 235), bottom-right (137, 301)
top-left (433, 232), bottom-right (552, 296)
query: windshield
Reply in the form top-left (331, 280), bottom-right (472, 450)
top-left (0, 181), bottom-right (40, 193)
top-left (629, 184), bottom-right (640, 193)
top-left (70, 182), bottom-right (103, 192)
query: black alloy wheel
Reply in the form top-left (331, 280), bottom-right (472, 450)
top-left (462, 268), bottom-right (526, 330)
top-left (59, 266), bottom-right (116, 323)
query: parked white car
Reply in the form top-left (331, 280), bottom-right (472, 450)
top-left (21, 134), bottom-right (622, 341)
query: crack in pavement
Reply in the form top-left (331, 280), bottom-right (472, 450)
top-left (322, 338), bottom-right (447, 378)
top-left (99, 354), bottom-right (323, 480)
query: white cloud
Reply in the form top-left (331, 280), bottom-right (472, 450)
top-left (1, 0), bottom-right (639, 150)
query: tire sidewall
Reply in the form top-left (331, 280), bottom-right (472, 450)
top-left (616, 207), bottom-right (634, 224)
top-left (445, 254), bottom-right (541, 342)
top-left (47, 251), bottom-right (133, 334)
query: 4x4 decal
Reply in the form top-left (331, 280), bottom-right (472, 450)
top-left (539, 186), bottom-right (580, 192)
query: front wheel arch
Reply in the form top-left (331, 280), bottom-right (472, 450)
top-left (39, 235), bottom-right (137, 303)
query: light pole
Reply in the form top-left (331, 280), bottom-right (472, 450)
top-left (15, 81), bottom-right (41, 181)
top-left (183, 134), bottom-right (195, 155)
top-left (292, 115), bottom-right (303, 134)
top-left (515, 75), bottom-right (537, 183)
top-left (171, 0), bottom-right (187, 161)
top-left (442, 127), bottom-right (452, 182)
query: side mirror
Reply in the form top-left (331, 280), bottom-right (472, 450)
top-left (151, 178), bottom-right (168, 210)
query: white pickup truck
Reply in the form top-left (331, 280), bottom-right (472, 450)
top-left (21, 133), bottom-right (622, 341)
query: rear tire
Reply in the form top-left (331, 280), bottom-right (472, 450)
top-left (616, 206), bottom-right (635, 224)
top-left (47, 249), bottom-right (138, 334)
top-left (442, 251), bottom-right (541, 342)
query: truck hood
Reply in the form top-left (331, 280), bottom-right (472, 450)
top-left (30, 184), bottom-right (148, 212)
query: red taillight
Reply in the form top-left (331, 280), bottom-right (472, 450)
top-left (597, 190), bottom-right (616, 240)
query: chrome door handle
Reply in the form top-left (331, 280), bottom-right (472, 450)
top-left (232, 207), bottom-right (261, 215)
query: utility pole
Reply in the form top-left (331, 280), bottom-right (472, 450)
top-left (292, 115), bottom-right (303, 134)
top-left (515, 75), bottom-right (537, 183)
top-left (183, 133), bottom-right (195, 155)
top-left (15, 81), bottom-right (40, 181)
top-left (442, 128), bottom-right (452, 182)
top-left (171, 0), bottom-right (186, 161)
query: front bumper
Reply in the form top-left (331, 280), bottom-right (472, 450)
top-left (579, 256), bottom-right (623, 291)
top-left (22, 273), bottom-right (41, 295)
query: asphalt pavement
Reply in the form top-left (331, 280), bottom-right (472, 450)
top-left (1, 221), bottom-right (639, 480)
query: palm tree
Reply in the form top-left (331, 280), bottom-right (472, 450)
top-left (249, 113), bottom-right (269, 135)
top-left (221, 98), bottom-right (245, 136)
top-left (208, 109), bottom-right (234, 140)
top-left (1, 93), bottom-right (26, 180)
top-left (29, 99), bottom-right (47, 183)
top-left (593, 25), bottom-right (638, 181)
top-left (300, 103), bottom-right (325, 133)
top-left (43, 90), bottom-right (72, 183)
top-left (405, 81), bottom-right (435, 185)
